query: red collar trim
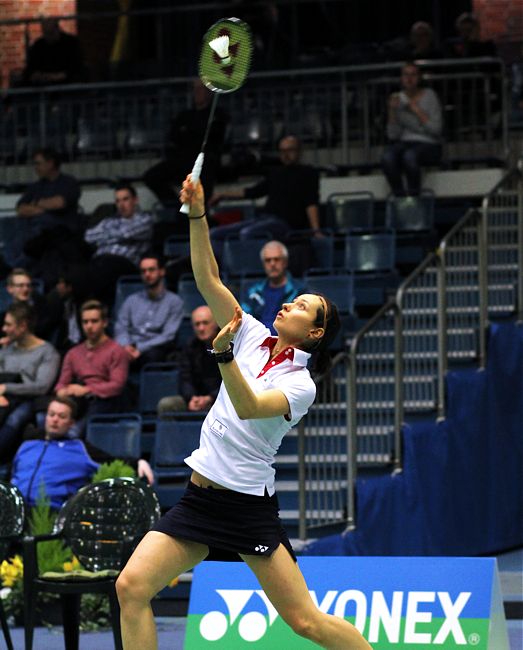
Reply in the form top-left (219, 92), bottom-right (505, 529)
top-left (258, 338), bottom-right (295, 378)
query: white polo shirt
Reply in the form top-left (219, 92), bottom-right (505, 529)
top-left (185, 313), bottom-right (316, 496)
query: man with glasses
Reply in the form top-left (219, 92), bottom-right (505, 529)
top-left (241, 241), bottom-right (304, 334)
top-left (208, 135), bottom-right (321, 258)
top-left (0, 268), bottom-right (62, 342)
top-left (114, 253), bottom-right (184, 369)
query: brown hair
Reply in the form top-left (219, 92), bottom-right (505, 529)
top-left (304, 294), bottom-right (341, 375)
top-left (48, 395), bottom-right (78, 420)
top-left (5, 302), bottom-right (36, 332)
top-left (80, 299), bottom-right (108, 320)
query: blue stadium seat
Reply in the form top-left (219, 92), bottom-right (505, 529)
top-left (177, 274), bottom-right (206, 317)
top-left (139, 362), bottom-right (180, 416)
top-left (385, 190), bottom-right (435, 232)
top-left (344, 230), bottom-right (398, 307)
top-left (152, 418), bottom-right (202, 481)
top-left (286, 229), bottom-right (335, 270)
top-left (304, 270), bottom-right (355, 315)
top-left (344, 230), bottom-right (396, 273)
top-left (114, 275), bottom-right (142, 315)
top-left (164, 235), bottom-right (190, 260)
top-left (327, 191), bottom-right (375, 233)
top-left (222, 236), bottom-right (270, 278)
top-left (85, 413), bottom-right (142, 460)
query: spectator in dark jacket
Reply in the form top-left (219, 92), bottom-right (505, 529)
top-left (157, 306), bottom-right (221, 416)
top-left (23, 17), bottom-right (87, 86)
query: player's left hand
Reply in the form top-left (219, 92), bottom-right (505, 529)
top-left (212, 306), bottom-right (242, 352)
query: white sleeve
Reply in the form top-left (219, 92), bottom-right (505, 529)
top-left (273, 370), bottom-right (316, 421)
top-left (233, 313), bottom-right (270, 356)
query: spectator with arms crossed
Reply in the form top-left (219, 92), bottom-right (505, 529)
top-left (83, 183), bottom-right (153, 305)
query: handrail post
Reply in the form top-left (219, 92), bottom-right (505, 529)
top-left (436, 247), bottom-right (448, 419)
top-left (518, 160), bottom-right (523, 322)
top-left (478, 206), bottom-right (489, 369)
top-left (393, 303), bottom-right (403, 472)
top-left (346, 352), bottom-right (357, 531)
top-left (297, 419), bottom-right (306, 541)
top-left (340, 71), bottom-right (349, 166)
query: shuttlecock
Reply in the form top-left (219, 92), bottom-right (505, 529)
top-left (209, 35), bottom-right (231, 65)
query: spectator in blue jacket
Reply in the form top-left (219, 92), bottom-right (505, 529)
top-left (114, 253), bottom-right (184, 369)
top-left (11, 396), bottom-right (153, 509)
top-left (241, 240), bottom-right (304, 334)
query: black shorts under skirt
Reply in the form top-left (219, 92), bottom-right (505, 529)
top-left (152, 480), bottom-right (297, 562)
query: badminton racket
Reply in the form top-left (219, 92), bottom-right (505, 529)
top-left (180, 17), bottom-right (253, 214)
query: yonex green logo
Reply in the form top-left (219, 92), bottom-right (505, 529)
top-left (198, 588), bottom-right (472, 644)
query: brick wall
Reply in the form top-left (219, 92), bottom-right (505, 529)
top-left (473, 0), bottom-right (523, 50)
top-left (0, 0), bottom-right (77, 88)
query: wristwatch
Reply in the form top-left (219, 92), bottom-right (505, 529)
top-left (209, 344), bottom-right (234, 364)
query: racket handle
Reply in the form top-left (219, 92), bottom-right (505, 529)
top-left (180, 152), bottom-right (205, 214)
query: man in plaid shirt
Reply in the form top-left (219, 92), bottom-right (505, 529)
top-left (84, 182), bottom-right (153, 306)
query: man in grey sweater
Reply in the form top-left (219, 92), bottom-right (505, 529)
top-left (0, 302), bottom-right (60, 461)
top-left (381, 61), bottom-right (443, 196)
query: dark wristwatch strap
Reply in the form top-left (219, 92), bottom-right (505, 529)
top-left (209, 343), bottom-right (234, 364)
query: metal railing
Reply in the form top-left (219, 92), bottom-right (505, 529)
top-left (0, 58), bottom-right (508, 186)
top-left (297, 159), bottom-right (523, 539)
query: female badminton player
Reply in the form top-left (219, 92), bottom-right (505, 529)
top-left (116, 177), bottom-right (372, 650)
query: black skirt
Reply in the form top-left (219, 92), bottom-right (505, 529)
top-left (152, 480), bottom-right (296, 562)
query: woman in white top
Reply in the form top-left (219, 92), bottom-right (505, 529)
top-left (382, 61), bottom-right (443, 196)
top-left (116, 177), bottom-right (373, 650)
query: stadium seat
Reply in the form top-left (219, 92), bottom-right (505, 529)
top-left (326, 191), bottom-right (375, 233)
top-left (222, 236), bottom-right (270, 278)
top-left (114, 275), bottom-right (142, 315)
top-left (385, 190), bottom-right (435, 232)
top-left (164, 234), bottom-right (190, 260)
top-left (177, 274), bottom-right (205, 317)
top-left (138, 362), bottom-right (180, 416)
top-left (85, 413), bottom-right (142, 460)
top-left (304, 270), bottom-right (355, 315)
top-left (151, 418), bottom-right (202, 482)
top-left (344, 229), bottom-right (396, 273)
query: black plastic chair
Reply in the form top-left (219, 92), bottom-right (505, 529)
top-left (23, 477), bottom-right (161, 650)
top-left (0, 481), bottom-right (25, 650)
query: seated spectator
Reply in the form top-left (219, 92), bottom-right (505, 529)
top-left (143, 79), bottom-right (228, 207)
top-left (406, 21), bottom-right (442, 60)
top-left (381, 61), bottom-right (443, 196)
top-left (54, 300), bottom-right (130, 434)
top-left (83, 182), bottom-right (153, 306)
top-left (445, 12), bottom-right (498, 58)
top-left (0, 268), bottom-right (64, 343)
top-left (209, 135), bottom-right (321, 257)
top-left (16, 147), bottom-right (87, 287)
top-left (45, 273), bottom-right (83, 354)
top-left (23, 17), bottom-right (87, 86)
top-left (241, 241), bottom-right (304, 334)
top-left (0, 303), bottom-right (60, 462)
top-left (382, 21), bottom-right (442, 62)
top-left (157, 306), bottom-right (221, 416)
top-left (11, 397), bottom-right (153, 509)
top-left (114, 253), bottom-right (184, 369)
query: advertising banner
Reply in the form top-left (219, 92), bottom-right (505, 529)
top-left (185, 556), bottom-right (509, 649)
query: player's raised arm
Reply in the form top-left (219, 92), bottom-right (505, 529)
top-left (180, 175), bottom-right (240, 328)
